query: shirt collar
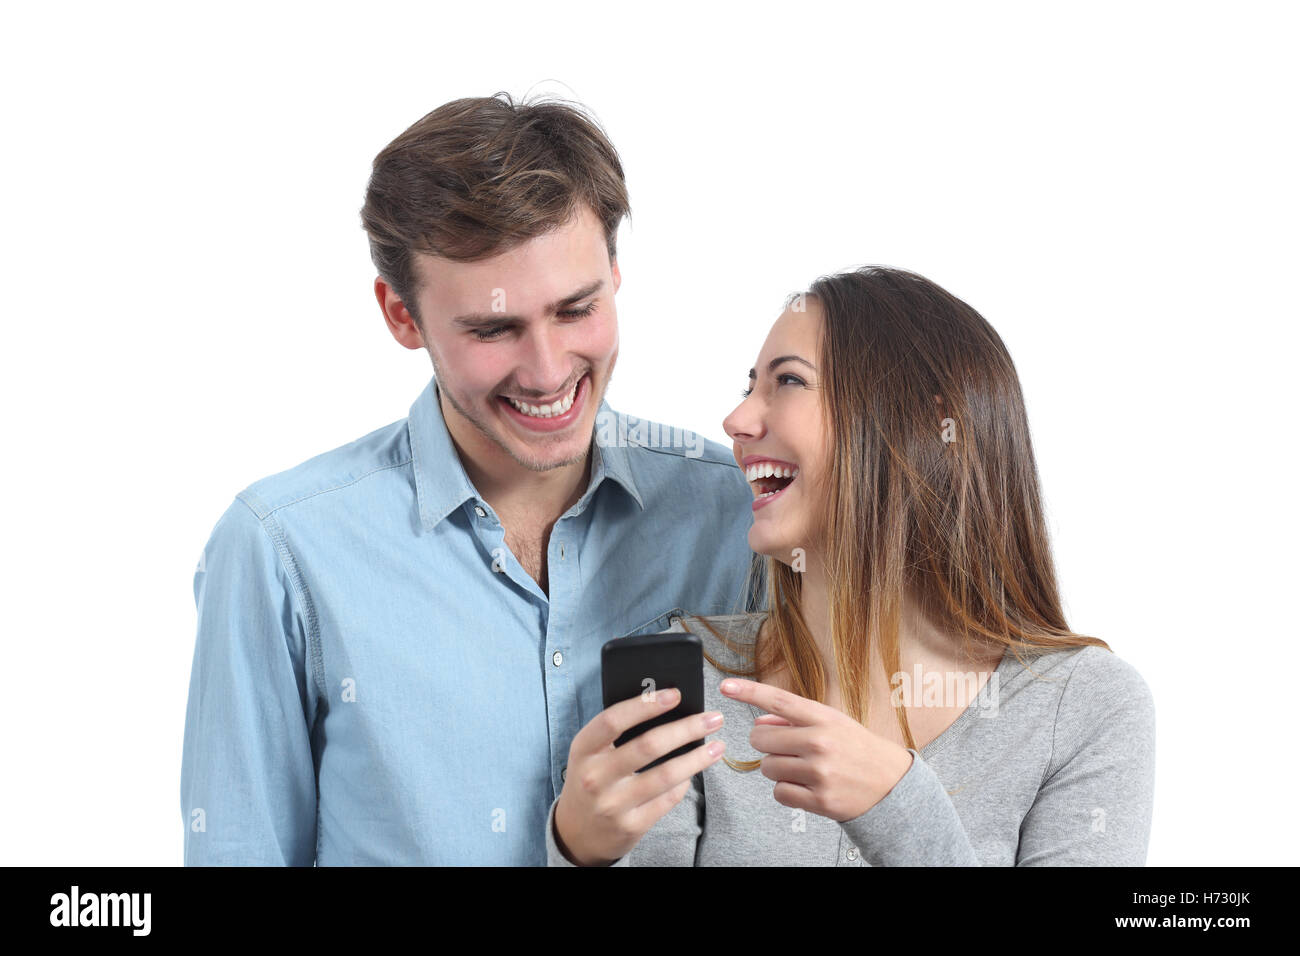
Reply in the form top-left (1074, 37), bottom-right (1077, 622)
top-left (408, 376), bottom-right (643, 532)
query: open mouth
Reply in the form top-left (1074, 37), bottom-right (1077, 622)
top-left (745, 460), bottom-right (799, 509)
top-left (496, 372), bottom-right (589, 432)
top-left (501, 375), bottom-right (581, 418)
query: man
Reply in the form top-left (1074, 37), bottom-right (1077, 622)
top-left (180, 93), bottom-right (760, 864)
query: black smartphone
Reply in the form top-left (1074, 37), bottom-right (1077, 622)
top-left (601, 630), bottom-right (705, 772)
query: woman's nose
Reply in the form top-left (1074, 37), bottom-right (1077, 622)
top-left (723, 398), bottom-right (761, 443)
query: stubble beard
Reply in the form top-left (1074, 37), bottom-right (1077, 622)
top-left (432, 357), bottom-right (608, 474)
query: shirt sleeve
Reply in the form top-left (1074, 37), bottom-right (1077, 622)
top-left (545, 772), bottom-right (705, 867)
top-left (180, 496), bottom-right (320, 865)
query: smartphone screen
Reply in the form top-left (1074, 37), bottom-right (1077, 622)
top-left (601, 630), bottom-right (705, 772)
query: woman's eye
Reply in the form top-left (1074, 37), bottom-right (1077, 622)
top-left (742, 373), bottom-right (803, 397)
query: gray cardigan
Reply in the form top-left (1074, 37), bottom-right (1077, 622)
top-left (546, 613), bottom-right (1155, 866)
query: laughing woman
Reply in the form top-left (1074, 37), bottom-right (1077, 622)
top-left (547, 265), bottom-right (1156, 866)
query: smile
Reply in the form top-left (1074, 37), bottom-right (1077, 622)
top-left (502, 377), bottom-right (580, 418)
top-left (497, 373), bottom-right (590, 432)
top-left (744, 457), bottom-right (799, 511)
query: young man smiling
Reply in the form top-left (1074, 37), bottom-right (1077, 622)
top-left (180, 94), bottom-right (759, 865)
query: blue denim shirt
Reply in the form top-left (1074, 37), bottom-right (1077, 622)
top-left (181, 376), bottom-right (760, 865)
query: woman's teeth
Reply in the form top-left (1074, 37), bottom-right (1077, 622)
top-left (745, 462), bottom-right (799, 482)
top-left (747, 462), bottom-right (799, 498)
top-left (506, 378), bottom-right (580, 418)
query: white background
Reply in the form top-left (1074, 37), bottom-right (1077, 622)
top-left (2, 1), bottom-right (1295, 865)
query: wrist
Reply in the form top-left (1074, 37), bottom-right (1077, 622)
top-left (876, 744), bottom-right (915, 801)
top-left (553, 796), bottom-right (616, 867)
top-left (841, 744), bottom-right (916, 822)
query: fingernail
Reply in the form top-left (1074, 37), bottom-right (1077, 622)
top-left (704, 711), bottom-right (723, 729)
top-left (707, 741), bottom-right (725, 757)
top-left (661, 687), bottom-right (680, 706)
top-left (720, 680), bottom-right (737, 694)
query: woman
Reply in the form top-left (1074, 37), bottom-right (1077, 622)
top-left (547, 265), bottom-right (1156, 866)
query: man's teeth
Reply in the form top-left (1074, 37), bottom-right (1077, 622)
top-left (745, 462), bottom-right (799, 482)
top-left (506, 379), bottom-right (579, 418)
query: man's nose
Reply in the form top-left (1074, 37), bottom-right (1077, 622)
top-left (517, 325), bottom-right (570, 396)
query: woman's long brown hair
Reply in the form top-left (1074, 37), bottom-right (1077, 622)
top-left (694, 265), bottom-right (1108, 768)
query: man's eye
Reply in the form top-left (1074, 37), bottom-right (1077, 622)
top-left (474, 303), bottom-right (595, 341)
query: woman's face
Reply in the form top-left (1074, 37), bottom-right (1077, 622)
top-left (722, 302), bottom-right (829, 567)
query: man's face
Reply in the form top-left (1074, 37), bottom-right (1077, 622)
top-left (407, 205), bottom-right (621, 473)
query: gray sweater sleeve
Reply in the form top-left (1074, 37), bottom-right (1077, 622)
top-left (838, 748), bottom-right (981, 865)
top-left (838, 646), bottom-right (1156, 866)
top-left (1014, 646), bottom-right (1157, 864)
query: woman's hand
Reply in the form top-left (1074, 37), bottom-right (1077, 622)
top-left (719, 678), bottom-right (914, 822)
top-left (553, 688), bottom-right (726, 866)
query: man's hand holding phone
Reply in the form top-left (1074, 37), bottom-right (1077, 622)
top-left (552, 689), bottom-right (726, 866)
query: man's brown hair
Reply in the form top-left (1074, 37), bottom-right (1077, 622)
top-left (360, 92), bottom-right (630, 329)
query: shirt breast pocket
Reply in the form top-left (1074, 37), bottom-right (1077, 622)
top-left (618, 606), bottom-right (688, 639)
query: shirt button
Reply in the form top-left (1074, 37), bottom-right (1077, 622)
top-left (847, 847), bottom-right (858, 861)
top-left (670, 616), bottom-right (683, 629)
top-left (561, 767), bottom-right (567, 781)
top-left (552, 651), bottom-right (563, 667)
top-left (473, 506), bottom-right (487, 518)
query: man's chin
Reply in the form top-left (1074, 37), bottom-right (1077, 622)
top-left (493, 417), bottom-right (592, 472)
top-left (491, 377), bottom-right (602, 468)
top-left (504, 440), bottom-right (590, 473)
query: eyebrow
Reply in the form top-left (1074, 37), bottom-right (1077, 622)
top-left (451, 279), bottom-right (605, 328)
top-left (747, 355), bottom-right (818, 378)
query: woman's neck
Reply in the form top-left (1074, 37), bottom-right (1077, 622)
top-left (792, 551), bottom-right (833, 664)
top-left (785, 551), bottom-right (1000, 679)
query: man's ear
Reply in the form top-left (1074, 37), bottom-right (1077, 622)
top-left (611, 256), bottom-right (622, 295)
top-left (375, 276), bottom-right (425, 351)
